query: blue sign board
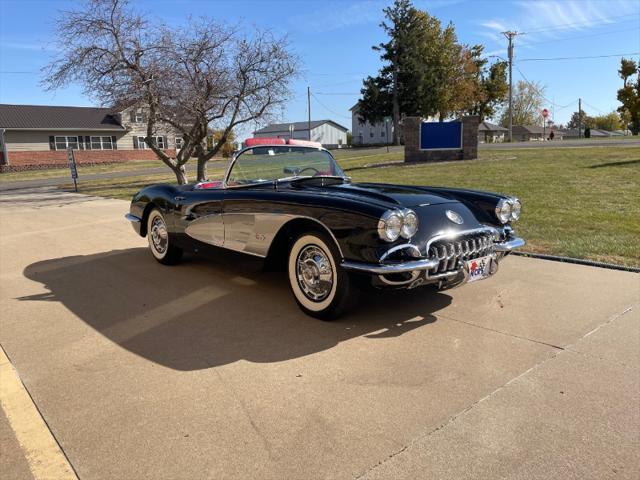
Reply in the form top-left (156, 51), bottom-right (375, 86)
top-left (420, 121), bottom-right (462, 150)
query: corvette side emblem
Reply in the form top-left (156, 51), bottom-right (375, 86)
top-left (446, 210), bottom-right (464, 224)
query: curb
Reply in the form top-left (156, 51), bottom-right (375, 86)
top-left (513, 251), bottom-right (640, 273)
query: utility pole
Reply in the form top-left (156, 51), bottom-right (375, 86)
top-left (392, 62), bottom-right (400, 145)
top-left (307, 86), bottom-right (312, 141)
top-left (502, 31), bottom-right (520, 142)
top-left (578, 97), bottom-right (582, 139)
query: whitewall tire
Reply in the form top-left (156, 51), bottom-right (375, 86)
top-left (147, 209), bottom-right (183, 265)
top-left (287, 232), bottom-right (356, 319)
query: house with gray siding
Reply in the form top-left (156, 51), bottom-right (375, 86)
top-left (253, 120), bottom-right (348, 148)
top-left (0, 103), bottom-right (182, 170)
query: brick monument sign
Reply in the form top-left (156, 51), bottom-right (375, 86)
top-left (404, 115), bottom-right (479, 163)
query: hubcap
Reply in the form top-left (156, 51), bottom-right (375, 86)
top-left (296, 245), bottom-right (333, 301)
top-left (150, 216), bottom-right (168, 254)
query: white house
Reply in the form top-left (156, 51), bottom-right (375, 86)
top-left (350, 104), bottom-right (393, 146)
top-left (253, 120), bottom-right (348, 148)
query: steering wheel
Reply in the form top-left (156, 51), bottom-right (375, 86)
top-left (297, 167), bottom-right (320, 176)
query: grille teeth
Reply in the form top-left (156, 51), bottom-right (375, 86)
top-left (428, 233), bottom-right (495, 274)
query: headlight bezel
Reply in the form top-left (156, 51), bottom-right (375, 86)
top-left (400, 209), bottom-right (419, 239)
top-left (378, 208), bottom-right (419, 242)
top-left (496, 197), bottom-right (522, 224)
top-left (510, 198), bottom-right (522, 221)
top-left (378, 210), bottom-right (403, 242)
top-left (495, 198), bottom-right (513, 224)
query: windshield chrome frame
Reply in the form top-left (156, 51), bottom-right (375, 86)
top-left (222, 144), bottom-right (346, 189)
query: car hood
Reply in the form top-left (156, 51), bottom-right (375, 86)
top-left (302, 181), bottom-right (460, 208)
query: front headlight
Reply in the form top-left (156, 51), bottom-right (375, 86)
top-left (510, 199), bottom-right (522, 221)
top-left (378, 210), bottom-right (403, 242)
top-left (400, 209), bottom-right (418, 239)
top-left (495, 199), bottom-right (512, 224)
top-left (378, 209), bottom-right (419, 242)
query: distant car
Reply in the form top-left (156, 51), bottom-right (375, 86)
top-left (126, 139), bottom-right (524, 319)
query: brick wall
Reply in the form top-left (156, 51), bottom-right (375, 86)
top-left (1, 149), bottom-right (177, 172)
top-left (404, 116), bottom-right (479, 163)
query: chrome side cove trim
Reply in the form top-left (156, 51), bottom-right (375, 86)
top-left (493, 237), bottom-right (525, 252)
top-left (125, 213), bottom-right (141, 223)
top-left (185, 214), bottom-right (225, 247)
top-left (341, 258), bottom-right (439, 274)
top-left (184, 212), bottom-right (345, 260)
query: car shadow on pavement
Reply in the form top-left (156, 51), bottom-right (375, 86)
top-left (20, 248), bottom-right (452, 371)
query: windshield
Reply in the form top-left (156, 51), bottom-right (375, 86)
top-left (226, 146), bottom-right (345, 186)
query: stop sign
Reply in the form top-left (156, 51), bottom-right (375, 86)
top-left (542, 108), bottom-right (549, 118)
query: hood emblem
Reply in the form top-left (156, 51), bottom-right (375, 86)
top-left (446, 210), bottom-right (464, 224)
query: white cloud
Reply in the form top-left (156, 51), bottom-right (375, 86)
top-left (478, 0), bottom-right (640, 46)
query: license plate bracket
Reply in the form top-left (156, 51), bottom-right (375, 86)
top-left (466, 255), bottom-right (493, 282)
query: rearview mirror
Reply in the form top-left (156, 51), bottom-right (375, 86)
top-left (283, 166), bottom-right (300, 175)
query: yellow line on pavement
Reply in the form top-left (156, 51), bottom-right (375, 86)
top-left (0, 345), bottom-right (77, 480)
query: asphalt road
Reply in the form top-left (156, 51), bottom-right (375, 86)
top-left (0, 187), bottom-right (638, 479)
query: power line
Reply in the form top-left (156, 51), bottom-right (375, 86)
top-left (310, 92), bottom-right (352, 120)
top-left (514, 65), bottom-right (576, 111)
top-left (518, 52), bottom-right (640, 62)
top-left (582, 100), bottom-right (607, 115)
top-left (315, 92), bottom-right (360, 95)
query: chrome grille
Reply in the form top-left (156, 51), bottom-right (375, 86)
top-left (428, 231), bottom-right (495, 274)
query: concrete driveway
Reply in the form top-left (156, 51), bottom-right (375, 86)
top-left (0, 188), bottom-right (638, 479)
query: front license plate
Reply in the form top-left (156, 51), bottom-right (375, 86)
top-left (466, 255), bottom-right (493, 282)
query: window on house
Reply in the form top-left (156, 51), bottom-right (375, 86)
top-left (55, 136), bottom-right (80, 150)
top-left (175, 137), bottom-right (183, 150)
top-left (135, 111), bottom-right (144, 123)
top-left (136, 136), bottom-right (164, 149)
top-left (101, 136), bottom-right (113, 149)
top-left (370, 132), bottom-right (374, 138)
top-left (381, 130), bottom-right (385, 137)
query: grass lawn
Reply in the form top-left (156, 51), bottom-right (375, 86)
top-left (56, 146), bottom-right (639, 267)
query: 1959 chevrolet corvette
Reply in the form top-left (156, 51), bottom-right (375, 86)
top-left (126, 139), bottom-right (524, 319)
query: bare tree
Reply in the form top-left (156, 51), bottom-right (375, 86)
top-left (43, 0), bottom-right (299, 184)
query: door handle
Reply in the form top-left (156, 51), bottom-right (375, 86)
top-left (174, 196), bottom-right (186, 201)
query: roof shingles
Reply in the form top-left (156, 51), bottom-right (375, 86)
top-left (0, 104), bottom-right (125, 130)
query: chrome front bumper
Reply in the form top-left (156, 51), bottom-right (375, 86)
top-left (493, 237), bottom-right (525, 252)
top-left (341, 235), bottom-right (525, 275)
top-left (342, 258), bottom-right (439, 274)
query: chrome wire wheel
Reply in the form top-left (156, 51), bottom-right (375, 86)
top-left (148, 213), bottom-right (169, 258)
top-left (296, 245), bottom-right (334, 302)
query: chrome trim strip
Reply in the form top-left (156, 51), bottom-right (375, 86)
top-left (379, 243), bottom-right (422, 262)
top-left (493, 237), bottom-right (525, 252)
top-left (125, 213), bottom-right (141, 223)
top-left (341, 258), bottom-right (439, 274)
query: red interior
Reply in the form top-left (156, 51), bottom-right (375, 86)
top-left (194, 181), bottom-right (223, 189)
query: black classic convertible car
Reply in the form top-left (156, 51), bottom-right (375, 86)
top-left (126, 139), bottom-right (524, 319)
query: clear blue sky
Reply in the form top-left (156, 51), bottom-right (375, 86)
top-left (1, 0), bottom-right (639, 138)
